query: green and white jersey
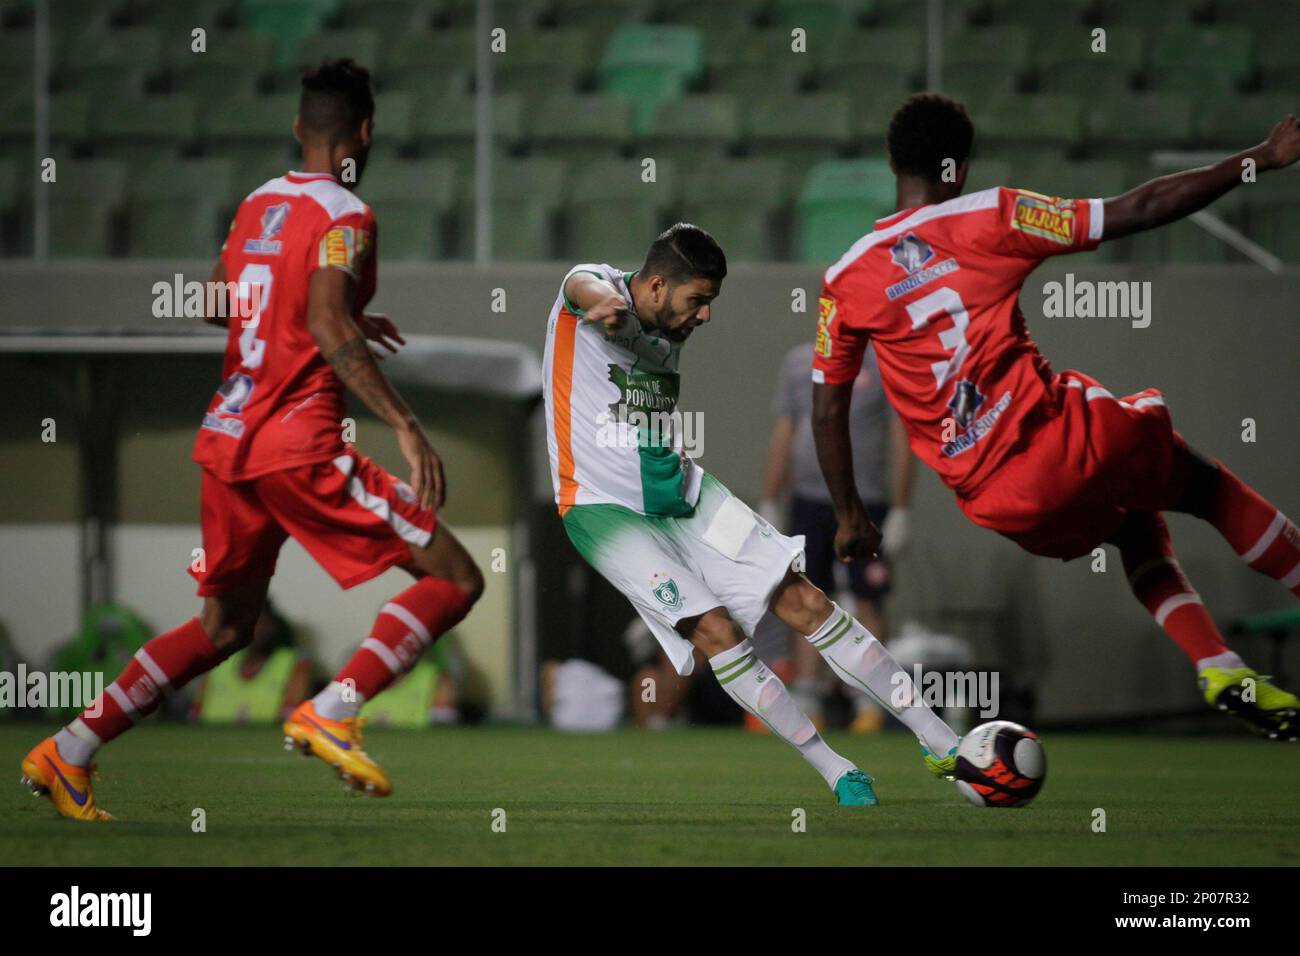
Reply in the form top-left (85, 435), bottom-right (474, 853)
top-left (543, 263), bottom-right (703, 517)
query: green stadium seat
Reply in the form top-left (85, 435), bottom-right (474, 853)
top-left (1198, 94), bottom-right (1298, 149)
top-left (1150, 25), bottom-right (1254, 96)
top-left (360, 157), bottom-right (457, 260)
top-left (337, 0), bottom-right (430, 42)
top-left (771, 0), bottom-right (868, 38)
top-left (58, 28), bottom-right (164, 96)
top-left (851, 93), bottom-right (908, 157)
top-left (1000, 0), bottom-right (1093, 39)
top-left (1, 91), bottom-right (95, 155)
top-left (92, 93), bottom-right (198, 165)
top-left (126, 156), bottom-right (234, 257)
top-left (680, 158), bottom-right (790, 261)
top-left (131, 0), bottom-right (235, 33)
top-left (413, 91), bottom-right (525, 173)
top-left (872, 0), bottom-right (927, 29)
top-left (278, 28), bottom-right (382, 87)
top-left (550, 0), bottom-right (654, 34)
top-left (978, 93), bottom-right (1085, 163)
top-left (709, 30), bottom-right (813, 97)
top-left (962, 158), bottom-right (1011, 194)
top-left (440, 0), bottom-right (549, 30)
top-left (1087, 92), bottom-right (1196, 163)
top-left (44, 157), bottom-right (128, 257)
top-left (564, 157), bottom-right (677, 264)
top-left (225, 146), bottom-right (299, 203)
top-left (48, 0), bottom-right (115, 38)
top-left (382, 29), bottom-right (474, 97)
top-left (1092, 0), bottom-right (1195, 29)
top-left (169, 31), bottom-right (272, 110)
top-left (655, 0), bottom-right (764, 34)
top-left (529, 94), bottom-right (633, 164)
top-left (495, 28), bottom-right (594, 97)
top-left (458, 157), bottom-right (566, 261)
top-left (943, 26), bottom-right (1031, 95)
top-left (239, 0), bottom-right (341, 66)
top-left (1034, 27), bottom-right (1144, 95)
top-left (640, 94), bottom-right (741, 167)
top-left (1254, 30), bottom-right (1300, 92)
top-left (818, 28), bottom-right (922, 95)
top-left (599, 25), bottom-right (703, 135)
top-left (203, 91), bottom-right (300, 168)
top-left (796, 159), bottom-right (893, 263)
top-left (745, 94), bottom-right (853, 176)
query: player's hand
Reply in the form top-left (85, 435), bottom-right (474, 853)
top-left (833, 506), bottom-right (882, 563)
top-left (357, 312), bottom-right (406, 358)
top-left (584, 294), bottom-right (632, 339)
top-left (879, 507), bottom-right (911, 557)
top-left (397, 422), bottom-right (445, 512)
top-left (1259, 115), bottom-right (1300, 170)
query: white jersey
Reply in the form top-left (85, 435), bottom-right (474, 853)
top-left (542, 263), bottom-right (703, 517)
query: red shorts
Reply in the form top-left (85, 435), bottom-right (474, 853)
top-left (191, 448), bottom-right (436, 596)
top-left (958, 370), bottom-right (1186, 561)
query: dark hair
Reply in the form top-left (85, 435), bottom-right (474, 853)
top-left (299, 58), bottom-right (375, 141)
top-left (641, 223), bottom-right (727, 285)
top-left (887, 93), bottom-right (975, 181)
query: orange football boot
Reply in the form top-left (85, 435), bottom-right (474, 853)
top-left (283, 700), bottom-right (392, 796)
top-left (20, 737), bottom-right (114, 822)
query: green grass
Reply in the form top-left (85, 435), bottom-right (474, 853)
top-left (2, 722), bottom-right (1298, 866)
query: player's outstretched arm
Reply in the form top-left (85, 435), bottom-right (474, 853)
top-left (812, 380), bottom-right (882, 562)
top-left (565, 271), bottom-right (631, 338)
top-left (1102, 115), bottom-right (1300, 240)
top-left (307, 266), bottom-right (445, 511)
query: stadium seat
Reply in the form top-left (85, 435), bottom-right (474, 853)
top-left (43, 157), bottom-right (128, 257)
top-left (458, 157), bottom-right (567, 261)
top-left (978, 93), bottom-right (1085, 164)
top-left (1033, 27), bottom-right (1145, 96)
top-left (0, 155), bottom-right (20, 256)
top-left (654, 0), bottom-right (765, 34)
top-left (529, 94), bottom-right (634, 164)
top-left (413, 91), bottom-right (525, 173)
top-left (92, 93), bottom-right (198, 166)
top-left (439, 0), bottom-right (549, 30)
top-left (564, 157), bottom-right (677, 264)
top-left (1, 91), bottom-right (94, 157)
top-left (1254, 29), bottom-right (1300, 92)
top-left (202, 92), bottom-right (301, 169)
top-left (770, 0), bottom-right (868, 38)
top-left (1198, 94), bottom-right (1298, 149)
top-left (709, 30), bottom-right (813, 98)
top-left (796, 159), bottom-right (893, 264)
top-left (382, 29), bottom-right (474, 97)
top-left (239, 0), bottom-right (342, 65)
top-left (130, 0), bottom-right (235, 34)
top-left (337, 0), bottom-right (431, 44)
top-left (1091, 0), bottom-right (1195, 30)
top-left (495, 28), bottom-right (595, 99)
top-left (639, 94), bottom-right (741, 167)
top-left (818, 28), bottom-right (923, 95)
top-left (871, 0), bottom-right (927, 29)
top-left (1150, 25), bottom-right (1254, 96)
top-left (599, 25), bottom-right (703, 135)
top-left (126, 156), bottom-right (234, 258)
top-left (360, 158), bottom-right (458, 260)
top-left (745, 94), bottom-right (854, 177)
top-left (943, 26), bottom-right (1032, 96)
top-left (278, 28), bottom-right (382, 88)
top-left (550, 0), bottom-right (654, 34)
top-left (1086, 92), bottom-right (1196, 163)
top-left (58, 27), bottom-right (164, 94)
top-left (962, 158), bottom-right (1012, 194)
top-left (169, 31), bottom-right (276, 110)
top-left (680, 158), bottom-right (790, 261)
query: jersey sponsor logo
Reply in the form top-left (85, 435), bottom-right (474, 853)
top-left (650, 573), bottom-right (682, 610)
top-left (886, 232), bottom-right (960, 300)
top-left (201, 413), bottom-right (245, 438)
top-left (948, 378), bottom-right (984, 430)
top-left (941, 387), bottom-right (1013, 458)
top-left (815, 295), bottom-right (836, 357)
top-left (1010, 192), bottom-right (1077, 245)
top-left (244, 201), bottom-right (290, 255)
top-left (320, 225), bottom-right (368, 272)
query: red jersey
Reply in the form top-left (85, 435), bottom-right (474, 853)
top-left (193, 171), bottom-right (377, 482)
top-left (813, 186), bottom-right (1104, 497)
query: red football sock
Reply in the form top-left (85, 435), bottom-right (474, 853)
top-left (1120, 515), bottom-right (1229, 665)
top-left (1209, 463), bottom-right (1300, 596)
top-left (76, 618), bottom-right (225, 745)
top-left (335, 577), bottom-right (474, 701)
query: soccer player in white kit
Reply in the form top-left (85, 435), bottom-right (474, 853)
top-left (542, 223), bottom-right (961, 805)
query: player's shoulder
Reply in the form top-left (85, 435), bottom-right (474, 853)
top-left (564, 262), bottom-right (619, 283)
top-left (245, 172), bottom-right (371, 223)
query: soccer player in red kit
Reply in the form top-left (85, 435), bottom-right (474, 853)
top-left (812, 94), bottom-right (1300, 743)
top-left (21, 60), bottom-right (483, 820)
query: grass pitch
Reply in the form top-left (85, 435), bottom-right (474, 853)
top-left (2, 722), bottom-right (1297, 866)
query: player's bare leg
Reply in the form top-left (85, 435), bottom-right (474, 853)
top-left (683, 606), bottom-right (875, 804)
top-left (769, 570), bottom-right (961, 775)
top-left (22, 580), bottom-right (267, 820)
top-left (287, 522), bottom-right (484, 794)
top-left (1109, 510), bottom-right (1298, 740)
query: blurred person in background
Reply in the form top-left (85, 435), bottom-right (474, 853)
top-left (762, 341), bottom-right (914, 733)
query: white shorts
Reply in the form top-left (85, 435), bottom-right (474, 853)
top-left (562, 473), bottom-right (806, 676)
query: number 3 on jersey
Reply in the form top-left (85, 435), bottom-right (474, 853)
top-left (236, 263), bottom-right (273, 369)
top-left (906, 287), bottom-right (970, 392)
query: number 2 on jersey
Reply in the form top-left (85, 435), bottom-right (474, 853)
top-left (236, 263), bottom-right (273, 369)
top-left (905, 287), bottom-right (970, 391)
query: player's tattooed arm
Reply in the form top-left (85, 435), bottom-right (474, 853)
top-left (1102, 115), bottom-right (1300, 240)
top-left (812, 380), bottom-right (882, 562)
top-left (308, 266), bottom-right (445, 510)
top-left (203, 260), bottom-right (229, 328)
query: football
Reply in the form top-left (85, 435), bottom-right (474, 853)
top-left (954, 721), bottom-right (1047, 808)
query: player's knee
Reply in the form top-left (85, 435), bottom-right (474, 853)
top-left (691, 611), bottom-right (741, 658)
top-left (453, 558), bottom-right (485, 605)
top-left (200, 598), bottom-right (261, 654)
top-left (774, 573), bottom-right (834, 634)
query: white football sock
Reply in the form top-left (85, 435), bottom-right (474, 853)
top-left (1196, 650), bottom-right (1246, 672)
top-left (311, 681), bottom-right (365, 721)
top-left (55, 721), bottom-right (100, 768)
top-left (710, 639), bottom-right (856, 789)
top-left (806, 604), bottom-right (959, 756)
